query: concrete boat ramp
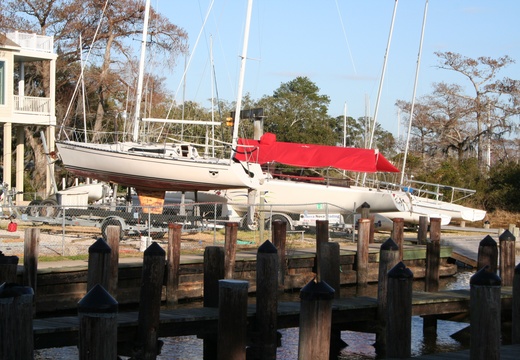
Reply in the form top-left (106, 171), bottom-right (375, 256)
top-left (438, 226), bottom-right (507, 268)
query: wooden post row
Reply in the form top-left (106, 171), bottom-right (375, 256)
top-left (134, 242), bottom-right (166, 359)
top-left (254, 240), bottom-right (279, 359)
top-left (218, 280), bottom-right (249, 360)
top-left (0, 251), bottom-right (18, 284)
top-left (0, 284), bottom-right (34, 359)
top-left (477, 235), bottom-right (498, 273)
top-left (298, 279), bottom-right (335, 360)
top-left (386, 262), bottom-right (413, 358)
top-left (392, 218), bottom-right (404, 262)
top-left (499, 229), bottom-right (515, 286)
top-left (87, 238), bottom-right (111, 293)
top-left (272, 220), bottom-right (286, 292)
top-left (224, 222), bottom-right (238, 279)
top-left (78, 284), bottom-right (118, 360)
top-left (469, 267), bottom-right (501, 360)
top-left (357, 218), bottom-right (370, 289)
top-left (166, 223), bottom-right (182, 308)
top-left (375, 238), bottom-right (399, 357)
top-left (105, 224), bottom-right (120, 297)
top-left (23, 228), bottom-right (39, 295)
top-left (203, 246), bottom-right (225, 359)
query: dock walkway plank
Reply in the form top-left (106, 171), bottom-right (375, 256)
top-left (33, 287), bottom-right (513, 350)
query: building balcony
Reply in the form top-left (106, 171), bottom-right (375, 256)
top-left (6, 31), bottom-right (54, 54)
top-left (14, 95), bottom-right (51, 115)
top-left (11, 95), bottom-right (55, 125)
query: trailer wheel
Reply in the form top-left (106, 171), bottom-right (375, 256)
top-left (266, 214), bottom-right (295, 231)
top-left (101, 217), bottom-right (124, 241)
top-left (26, 200), bottom-right (42, 217)
top-left (40, 199), bottom-right (59, 217)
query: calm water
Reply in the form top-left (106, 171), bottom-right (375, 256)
top-left (35, 271), bottom-right (474, 360)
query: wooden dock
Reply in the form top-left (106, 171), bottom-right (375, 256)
top-left (33, 287), bottom-right (514, 351)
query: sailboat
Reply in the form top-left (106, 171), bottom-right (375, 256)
top-left (56, 0), bottom-right (265, 201)
top-left (185, 132), bottom-right (412, 229)
top-left (56, 1), bottom-right (412, 222)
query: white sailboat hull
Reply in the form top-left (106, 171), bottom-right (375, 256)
top-left (409, 196), bottom-right (486, 222)
top-left (382, 208), bottom-right (452, 226)
top-left (56, 141), bottom-right (264, 192)
top-left (211, 179), bottom-right (410, 216)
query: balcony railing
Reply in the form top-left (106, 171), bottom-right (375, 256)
top-left (13, 95), bottom-right (51, 115)
top-left (6, 31), bottom-right (54, 54)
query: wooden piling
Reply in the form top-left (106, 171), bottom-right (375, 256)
top-left (315, 220), bottom-right (329, 282)
top-left (424, 217), bottom-right (441, 337)
top-left (218, 280), bottom-right (249, 360)
top-left (319, 242), bottom-right (346, 357)
top-left (105, 225), bottom-right (120, 297)
top-left (470, 267), bottom-right (502, 360)
top-left (87, 238), bottom-right (111, 292)
top-left (375, 238), bottom-right (400, 357)
top-left (166, 223), bottom-right (182, 307)
top-left (0, 284), bottom-right (34, 360)
top-left (78, 284), bottom-right (118, 360)
top-left (203, 246), bottom-right (225, 359)
top-left (386, 262), bottom-right (413, 358)
top-left (513, 263), bottom-right (520, 344)
top-left (425, 217), bottom-right (441, 292)
top-left (134, 242), bottom-right (166, 360)
top-left (23, 228), bottom-right (39, 293)
top-left (204, 246), bottom-right (225, 308)
top-left (477, 235), bottom-right (498, 273)
top-left (224, 222), bottom-right (239, 279)
top-left (499, 229), bottom-right (515, 286)
top-left (360, 202), bottom-right (374, 243)
top-left (0, 252), bottom-right (18, 284)
top-left (319, 242), bottom-right (341, 297)
top-left (417, 216), bottom-right (428, 245)
top-left (272, 220), bottom-right (287, 291)
top-left (298, 279), bottom-right (335, 360)
top-left (392, 218), bottom-right (405, 261)
top-left (255, 240), bottom-right (279, 359)
top-left (357, 218), bottom-right (370, 288)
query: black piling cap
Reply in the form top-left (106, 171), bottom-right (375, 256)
top-left (361, 202), bottom-right (370, 209)
top-left (479, 235), bottom-right (497, 247)
top-left (470, 266), bottom-right (502, 287)
top-left (300, 279), bottom-right (335, 301)
top-left (258, 240), bottom-right (277, 254)
top-left (78, 284), bottom-right (118, 313)
top-left (0, 251), bottom-right (19, 265)
top-left (381, 237), bottom-right (399, 251)
top-left (88, 238), bottom-right (112, 254)
top-left (499, 229), bottom-right (515, 242)
top-left (387, 261), bottom-right (414, 279)
top-left (144, 241), bottom-right (166, 256)
top-left (0, 283), bottom-right (34, 298)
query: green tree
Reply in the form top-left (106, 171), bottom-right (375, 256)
top-left (258, 77), bottom-right (336, 145)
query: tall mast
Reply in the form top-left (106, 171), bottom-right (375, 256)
top-left (230, 0), bottom-right (253, 159)
top-left (400, 0), bottom-right (429, 185)
top-left (132, 0), bottom-right (151, 142)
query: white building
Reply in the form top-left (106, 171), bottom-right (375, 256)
top-left (0, 31), bottom-right (57, 203)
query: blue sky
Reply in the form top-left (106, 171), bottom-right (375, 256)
top-left (153, 1), bottom-right (520, 137)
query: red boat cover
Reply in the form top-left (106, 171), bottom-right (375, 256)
top-left (236, 133), bottom-right (399, 173)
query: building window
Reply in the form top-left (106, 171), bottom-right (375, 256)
top-left (0, 61), bottom-right (4, 105)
